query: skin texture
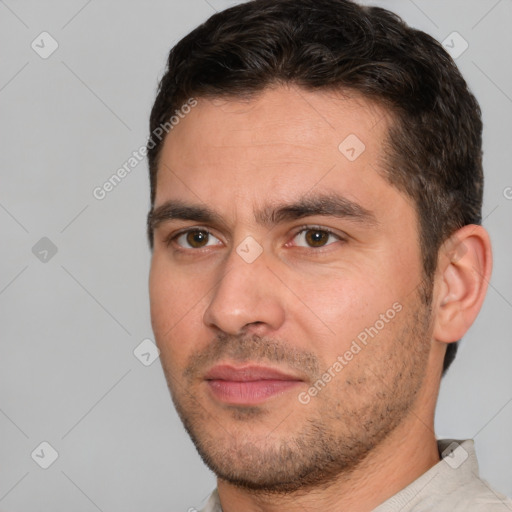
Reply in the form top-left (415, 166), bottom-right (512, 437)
top-left (149, 85), bottom-right (492, 512)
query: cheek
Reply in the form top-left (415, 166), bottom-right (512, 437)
top-left (149, 259), bottom-right (201, 363)
top-left (293, 270), bottom-right (392, 334)
top-left (149, 259), bottom-right (172, 335)
top-left (289, 267), bottom-right (409, 374)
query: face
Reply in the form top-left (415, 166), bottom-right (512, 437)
top-left (149, 85), bottom-right (433, 492)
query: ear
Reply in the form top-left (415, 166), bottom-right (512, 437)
top-left (433, 225), bottom-right (493, 343)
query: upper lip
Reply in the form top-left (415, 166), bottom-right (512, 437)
top-left (204, 364), bottom-right (302, 382)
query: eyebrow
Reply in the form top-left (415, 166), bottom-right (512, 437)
top-left (148, 193), bottom-right (378, 235)
top-left (255, 193), bottom-right (378, 227)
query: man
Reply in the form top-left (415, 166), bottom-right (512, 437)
top-left (145, 0), bottom-right (512, 510)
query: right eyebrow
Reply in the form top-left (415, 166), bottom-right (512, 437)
top-left (147, 200), bottom-right (226, 233)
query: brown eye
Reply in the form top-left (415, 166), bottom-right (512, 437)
top-left (305, 230), bottom-right (330, 247)
top-left (174, 229), bottom-right (221, 249)
top-left (293, 228), bottom-right (341, 248)
top-left (186, 230), bottom-right (209, 248)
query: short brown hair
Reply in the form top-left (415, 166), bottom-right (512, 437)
top-left (147, 0), bottom-right (483, 374)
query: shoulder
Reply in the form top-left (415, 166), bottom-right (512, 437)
top-left (375, 439), bottom-right (512, 512)
top-left (440, 475), bottom-right (512, 511)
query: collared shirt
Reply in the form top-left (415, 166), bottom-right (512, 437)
top-left (199, 439), bottom-right (512, 511)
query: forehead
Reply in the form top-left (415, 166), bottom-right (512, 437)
top-left (154, 85), bottom-right (401, 217)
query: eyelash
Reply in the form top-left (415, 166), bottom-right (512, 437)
top-left (163, 227), bottom-right (213, 249)
top-left (288, 225), bottom-right (345, 247)
top-left (163, 225), bottom-right (346, 251)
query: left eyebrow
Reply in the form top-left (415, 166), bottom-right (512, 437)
top-left (255, 193), bottom-right (379, 228)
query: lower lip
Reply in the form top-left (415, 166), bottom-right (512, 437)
top-left (206, 379), bottom-right (301, 405)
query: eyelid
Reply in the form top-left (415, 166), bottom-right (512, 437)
top-left (288, 224), bottom-right (347, 246)
top-left (163, 226), bottom-right (223, 248)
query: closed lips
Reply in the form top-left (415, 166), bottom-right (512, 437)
top-left (204, 365), bottom-right (302, 382)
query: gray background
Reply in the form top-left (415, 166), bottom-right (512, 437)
top-left (1, 0), bottom-right (511, 510)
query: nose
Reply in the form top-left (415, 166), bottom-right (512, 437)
top-left (203, 246), bottom-right (286, 336)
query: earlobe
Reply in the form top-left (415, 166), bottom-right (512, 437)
top-left (433, 225), bottom-right (493, 344)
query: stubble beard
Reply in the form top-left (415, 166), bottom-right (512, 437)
top-left (161, 293), bottom-right (433, 494)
